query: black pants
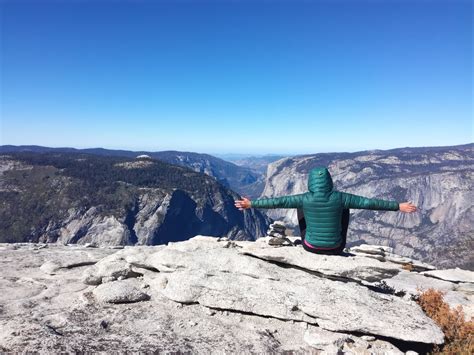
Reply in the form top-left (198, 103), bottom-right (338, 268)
top-left (301, 209), bottom-right (350, 255)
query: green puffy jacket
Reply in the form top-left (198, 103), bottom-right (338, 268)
top-left (252, 167), bottom-right (399, 249)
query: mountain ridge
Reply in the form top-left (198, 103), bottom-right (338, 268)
top-left (0, 145), bottom-right (264, 198)
top-left (257, 143), bottom-right (473, 269)
top-left (0, 152), bottom-right (270, 245)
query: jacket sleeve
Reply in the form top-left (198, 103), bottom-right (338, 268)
top-left (341, 192), bottom-right (399, 211)
top-left (251, 194), bottom-right (305, 209)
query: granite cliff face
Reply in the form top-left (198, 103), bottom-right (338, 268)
top-left (0, 153), bottom-right (269, 246)
top-left (257, 144), bottom-right (473, 269)
top-left (150, 150), bottom-right (264, 197)
top-left (2, 237), bottom-right (473, 353)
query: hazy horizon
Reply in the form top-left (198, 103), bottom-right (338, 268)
top-left (2, 142), bottom-right (472, 159)
top-left (1, 0), bottom-right (472, 153)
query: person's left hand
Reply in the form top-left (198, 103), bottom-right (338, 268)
top-left (234, 197), bottom-right (251, 210)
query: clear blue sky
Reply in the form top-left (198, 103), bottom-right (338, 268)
top-left (1, 0), bottom-right (472, 154)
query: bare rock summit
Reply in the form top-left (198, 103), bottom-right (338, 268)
top-left (2, 237), bottom-right (473, 353)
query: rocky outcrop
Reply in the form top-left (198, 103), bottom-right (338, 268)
top-left (239, 242), bottom-right (401, 283)
top-left (257, 144), bottom-right (473, 269)
top-left (3, 237), bottom-right (473, 353)
top-left (0, 154), bottom-right (270, 246)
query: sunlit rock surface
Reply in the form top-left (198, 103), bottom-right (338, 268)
top-left (2, 237), bottom-right (473, 353)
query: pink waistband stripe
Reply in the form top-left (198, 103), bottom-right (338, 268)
top-left (303, 239), bottom-right (340, 250)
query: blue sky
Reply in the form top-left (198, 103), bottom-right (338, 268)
top-left (1, 0), bottom-right (472, 154)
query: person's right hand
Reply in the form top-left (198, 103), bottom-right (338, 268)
top-left (234, 197), bottom-right (252, 211)
top-left (399, 202), bottom-right (417, 213)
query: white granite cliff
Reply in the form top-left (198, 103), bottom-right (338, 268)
top-left (257, 145), bottom-right (473, 269)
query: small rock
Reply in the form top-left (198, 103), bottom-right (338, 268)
top-left (405, 351), bottom-right (419, 355)
top-left (267, 232), bottom-right (285, 238)
top-left (350, 251), bottom-right (386, 262)
top-left (271, 221), bottom-right (286, 227)
top-left (93, 279), bottom-right (150, 304)
top-left (350, 244), bottom-right (391, 255)
top-left (361, 335), bottom-right (376, 341)
top-left (101, 276), bottom-right (116, 283)
top-left (304, 327), bottom-right (351, 352)
top-left (221, 241), bottom-right (233, 248)
top-left (44, 324), bottom-right (63, 336)
top-left (204, 307), bottom-right (216, 316)
top-left (40, 261), bottom-right (62, 275)
top-left (268, 237), bottom-right (293, 246)
top-left (82, 259), bottom-right (142, 285)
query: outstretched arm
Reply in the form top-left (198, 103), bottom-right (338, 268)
top-left (341, 192), bottom-right (417, 213)
top-left (235, 194), bottom-right (305, 210)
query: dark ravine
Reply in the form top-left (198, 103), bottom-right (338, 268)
top-left (258, 143), bottom-right (473, 269)
top-left (0, 152), bottom-right (270, 246)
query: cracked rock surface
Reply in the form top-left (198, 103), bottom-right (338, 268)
top-left (1, 238), bottom-right (472, 353)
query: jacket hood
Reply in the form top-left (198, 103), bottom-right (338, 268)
top-left (308, 167), bottom-right (333, 193)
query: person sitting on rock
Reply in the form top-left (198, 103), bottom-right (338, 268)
top-left (234, 166), bottom-right (417, 255)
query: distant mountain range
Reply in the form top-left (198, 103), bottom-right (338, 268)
top-left (257, 143), bottom-right (473, 269)
top-left (224, 155), bottom-right (287, 174)
top-left (0, 145), bottom-right (266, 199)
top-left (0, 151), bottom-right (270, 245)
top-left (2, 143), bottom-right (472, 269)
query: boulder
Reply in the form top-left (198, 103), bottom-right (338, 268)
top-left (93, 278), bottom-right (150, 303)
top-left (82, 259), bottom-right (142, 285)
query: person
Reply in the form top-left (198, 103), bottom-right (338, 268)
top-left (234, 166), bottom-right (417, 255)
